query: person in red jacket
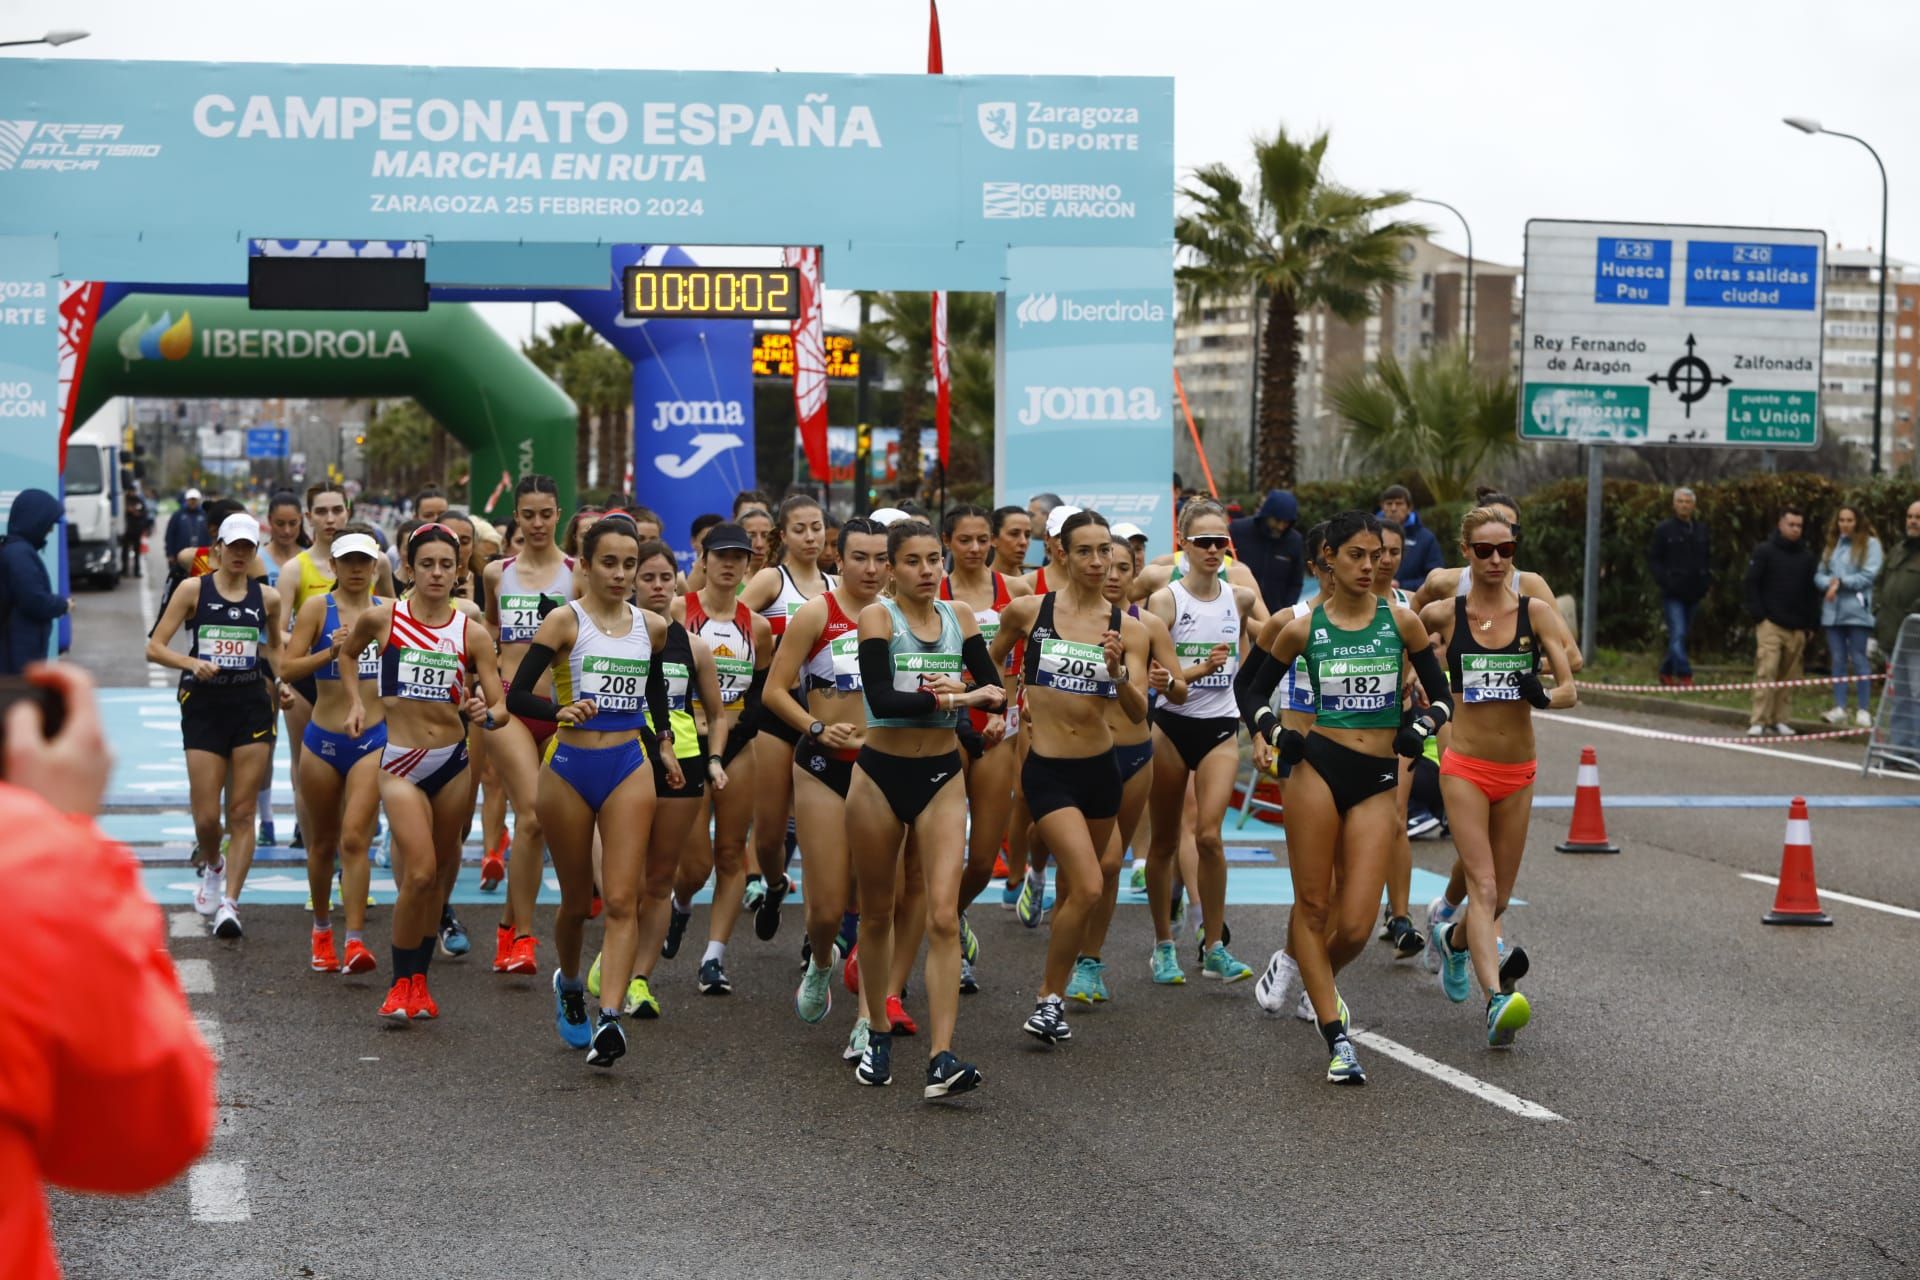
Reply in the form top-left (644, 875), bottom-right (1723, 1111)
top-left (0, 663), bottom-right (216, 1280)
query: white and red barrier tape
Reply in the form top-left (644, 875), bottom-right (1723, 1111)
top-left (1591, 725), bottom-right (1875, 745)
top-left (1579, 673), bottom-right (1888, 695)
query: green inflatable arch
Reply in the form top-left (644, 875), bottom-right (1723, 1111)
top-left (74, 293), bottom-right (578, 516)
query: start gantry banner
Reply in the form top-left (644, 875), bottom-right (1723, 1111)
top-left (0, 61), bottom-right (1173, 287)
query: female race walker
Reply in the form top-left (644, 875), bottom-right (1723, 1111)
top-left (1235, 511), bottom-right (1453, 1085)
top-left (146, 512), bottom-right (287, 940)
top-left (843, 519), bottom-right (1003, 1097)
top-left (763, 517), bottom-right (889, 1050)
top-left (1142, 498), bottom-right (1259, 985)
top-left (256, 490), bottom-right (308, 847)
top-left (340, 525), bottom-right (508, 1022)
top-left (280, 525), bottom-right (387, 975)
top-left (508, 517), bottom-right (680, 1067)
top-left (991, 510), bottom-right (1150, 1049)
top-left (738, 494), bottom-right (835, 939)
top-left (1418, 508), bottom-right (1574, 1046)
top-left (480, 475), bottom-right (575, 975)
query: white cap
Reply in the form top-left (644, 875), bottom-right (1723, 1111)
top-left (184, 487), bottom-right (202, 501)
top-left (216, 513), bottom-right (260, 546)
top-left (331, 532), bottom-right (380, 561)
top-left (1112, 522), bottom-right (1147, 541)
top-left (1045, 504), bottom-right (1084, 539)
top-left (869, 507), bottom-right (910, 527)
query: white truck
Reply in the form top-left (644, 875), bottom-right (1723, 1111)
top-left (63, 399), bottom-right (129, 588)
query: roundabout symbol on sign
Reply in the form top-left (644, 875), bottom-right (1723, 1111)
top-left (1646, 333), bottom-right (1732, 419)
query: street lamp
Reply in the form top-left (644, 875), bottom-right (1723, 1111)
top-left (0, 30), bottom-right (89, 48)
top-left (1785, 115), bottom-right (1890, 477)
top-left (1410, 196), bottom-right (1474, 358)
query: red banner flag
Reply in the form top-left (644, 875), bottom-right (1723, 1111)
top-left (928, 2), bottom-right (949, 470)
top-left (784, 245), bottom-right (831, 481)
top-left (928, 0), bottom-right (944, 72)
top-left (56, 281), bottom-right (104, 470)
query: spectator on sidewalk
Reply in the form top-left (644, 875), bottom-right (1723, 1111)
top-left (1377, 484), bottom-right (1443, 590)
top-left (0, 491), bottom-right (70, 677)
top-left (1815, 505), bottom-right (1883, 728)
top-left (1874, 500), bottom-right (1920, 759)
top-left (1, 663), bottom-right (216, 1280)
top-left (1228, 488), bottom-right (1304, 612)
top-left (162, 488), bottom-right (207, 562)
top-left (1647, 486), bottom-right (1712, 686)
top-left (121, 484), bottom-right (151, 579)
top-left (1744, 505), bottom-right (1819, 737)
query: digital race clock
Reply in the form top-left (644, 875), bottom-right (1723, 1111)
top-left (621, 266), bottom-right (800, 320)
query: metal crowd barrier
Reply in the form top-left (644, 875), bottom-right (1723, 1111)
top-left (1864, 614), bottom-right (1920, 776)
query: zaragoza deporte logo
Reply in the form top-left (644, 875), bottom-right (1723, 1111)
top-left (117, 311), bottom-right (195, 363)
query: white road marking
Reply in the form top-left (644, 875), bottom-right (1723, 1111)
top-left (1349, 1029), bottom-right (1565, 1121)
top-left (195, 1016), bottom-right (224, 1060)
top-left (170, 911), bottom-right (204, 939)
top-left (176, 957), bottom-right (214, 994)
top-left (1538, 712), bottom-right (1869, 774)
top-left (1740, 873), bottom-right (1920, 921)
top-left (188, 1161), bottom-right (252, 1223)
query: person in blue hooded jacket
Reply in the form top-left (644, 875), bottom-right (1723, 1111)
top-left (1228, 489), bottom-right (1305, 612)
top-left (0, 489), bottom-right (70, 675)
top-left (1378, 484), bottom-right (1444, 590)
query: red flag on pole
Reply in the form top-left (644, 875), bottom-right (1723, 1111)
top-left (56, 281), bottom-right (104, 470)
top-left (928, 2), bottom-right (950, 470)
top-left (928, 0), bottom-right (944, 72)
top-left (784, 245), bottom-right (831, 481)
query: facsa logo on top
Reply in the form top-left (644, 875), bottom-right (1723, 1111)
top-left (983, 182), bottom-right (1135, 221)
top-left (1014, 293), bottom-right (1167, 327)
top-left (0, 121), bottom-right (161, 172)
top-left (1016, 385), bottom-right (1163, 427)
top-left (976, 102), bottom-right (1141, 152)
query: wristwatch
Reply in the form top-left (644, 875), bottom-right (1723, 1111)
top-left (808, 719), bottom-right (826, 738)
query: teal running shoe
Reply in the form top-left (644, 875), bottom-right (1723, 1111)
top-left (1090, 959), bottom-right (1111, 1003)
top-left (794, 959), bottom-right (833, 1024)
top-left (1150, 940), bottom-right (1185, 985)
top-left (1434, 922), bottom-right (1472, 1003)
top-left (1202, 943), bottom-right (1253, 983)
top-left (1325, 1035), bottom-right (1366, 1085)
top-left (842, 1017), bottom-right (871, 1063)
top-left (1487, 991), bottom-right (1531, 1047)
top-left (1065, 956), bottom-right (1101, 1004)
top-left (958, 911), bottom-right (980, 963)
top-left (742, 874), bottom-right (766, 911)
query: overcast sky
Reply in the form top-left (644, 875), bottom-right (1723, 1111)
top-left (9, 0), bottom-right (1916, 345)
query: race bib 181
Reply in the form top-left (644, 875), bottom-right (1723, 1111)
top-left (395, 646), bottom-right (459, 701)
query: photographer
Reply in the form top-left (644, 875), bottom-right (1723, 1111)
top-left (0, 664), bottom-right (216, 1280)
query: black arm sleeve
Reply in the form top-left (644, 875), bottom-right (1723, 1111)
top-left (1234, 646), bottom-right (1284, 738)
top-left (961, 632), bottom-right (1003, 691)
top-left (858, 636), bottom-right (939, 718)
top-left (646, 651), bottom-right (673, 742)
top-left (717, 667), bottom-right (769, 766)
top-left (1409, 645), bottom-right (1452, 723)
top-left (506, 642), bottom-right (563, 721)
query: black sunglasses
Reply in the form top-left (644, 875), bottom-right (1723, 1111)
top-left (1186, 535), bottom-right (1231, 550)
top-left (1469, 540), bottom-right (1518, 560)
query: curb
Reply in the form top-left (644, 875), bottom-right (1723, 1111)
top-left (1574, 686), bottom-right (1835, 737)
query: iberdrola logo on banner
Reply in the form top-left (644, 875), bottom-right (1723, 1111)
top-left (117, 309), bottom-right (194, 363)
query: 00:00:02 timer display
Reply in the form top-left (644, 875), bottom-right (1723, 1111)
top-left (622, 266), bottom-right (800, 319)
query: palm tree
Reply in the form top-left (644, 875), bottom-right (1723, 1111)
top-left (1176, 127), bottom-right (1427, 490)
top-left (523, 321), bottom-right (601, 493)
top-left (1329, 345), bottom-right (1518, 502)
top-left (857, 290), bottom-right (997, 500)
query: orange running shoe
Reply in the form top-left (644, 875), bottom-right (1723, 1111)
top-left (589, 891), bottom-right (604, 920)
top-left (480, 835), bottom-right (507, 892)
top-left (993, 852), bottom-right (1010, 880)
top-left (885, 993), bottom-right (919, 1036)
top-left (492, 924), bottom-right (515, 972)
top-left (843, 943), bottom-right (860, 995)
top-left (378, 979), bottom-right (411, 1021)
top-left (506, 934), bottom-right (539, 975)
top-left (310, 929), bottom-right (341, 973)
top-left (341, 938), bottom-right (377, 974)
top-left (408, 973), bottom-right (439, 1020)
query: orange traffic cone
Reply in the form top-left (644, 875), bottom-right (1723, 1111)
top-left (1555, 746), bottom-right (1620, 854)
top-left (1763, 797), bottom-right (1832, 926)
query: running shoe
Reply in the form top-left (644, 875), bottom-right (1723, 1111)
top-left (698, 957), bottom-right (731, 995)
top-left (1066, 957), bottom-right (1102, 1004)
top-left (1192, 919), bottom-right (1236, 968)
top-left (1378, 904), bottom-right (1396, 942)
top-left (213, 902), bottom-right (243, 940)
top-left (1406, 809), bottom-right (1442, 839)
top-left (1434, 922), bottom-right (1471, 1003)
top-left (289, 824), bottom-right (304, 851)
top-left (1325, 1035), bottom-right (1366, 1085)
top-left (624, 976), bottom-right (660, 1019)
top-left (553, 971), bottom-right (591, 1049)
top-left (342, 939), bottom-right (377, 975)
top-left (438, 910), bottom-right (470, 958)
top-left (479, 841), bottom-right (506, 892)
top-left (959, 956), bottom-right (979, 995)
top-left (1090, 961), bottom-right (1111, 1002)
top-left (506, 935), bottom-right (539, 975)
top-left (407, 974), bottom-right (439, 1020)
top-left (370, 824), bottom-right (389, 869)
top-left (843, 943), bottom-right (860, 995)
top-left (856, 1030), bottom-right (893, 1086)
top-left (1253, 949), bottom-right (1300, 1014)
top-left (1000, 883), bottom-right (1021, 909)
top-left (1772, 722), bottom-right (1796, 737)
top-left (885, 994), bottom-right (919, 1036)
top-left (589, 892), bottom-right (603, 921)
top-left (1821, 706), bottom-right (1849, 726)
top-left (1202, 943), bottom-right (1253, 983)
top-left (258, 818), bottom-right (276, 847)
top-left (843, 1017), bottom-right (871, 1063)
top-left (992, 850), bottom-right (1009, 880)
top-left (1424, 896), bottom-right (1457, 975)
top-left (193, 860), bottom-right (224, 917)
top-left (1384, 915), bottom-right (1425, 960)
top-left (1855, 708), bottom-right (1874, 729)
top-left (1294, 989), bottom-right (1351, 1028)
top-left (492, 924), bottom-right (514, 973)
top-left (1168, 883), bottom-right (1186, 930)
top-left (1746, 724), bottom-right (1767, 738)
top-left (958, 911), bottom-right (980, 964)
top-left (587, 951), bottom-right (603, 999)
top-left (1486, 991), bottom-right (1531, 1048)
top-left (587, 1011), bottom-right (627, 1067)
top-left (925, 1051), bottom-right (982, 1100)
top-left (836, 912), bottom-right (859, 959)
top-left (1150, 940), bottom-right (1185, 985)
top-left (795, 960), bottom-right (833, 1023)
top-left (661, 904), bottom-right (691, 959)
top-left (742, 874), bottom-right (766, 911)
top-left (755, 873), bottom-right (790, 942)
top-left (1499, 945), bottom-right (1530, 994)
top-left (1022, 995), bottom-right (1072, 1045)
top-left (1129, 862), bottom-right (1147, 892)
top-left (310, 929), bottom-right (340, 973)
top-left (378, 979), bottom-right (411, 1021)
top-left (1016, 871), bottom-right (1046, 928)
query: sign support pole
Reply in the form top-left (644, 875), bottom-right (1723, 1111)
top-left (1582, 444), bottom-right (1603, 657)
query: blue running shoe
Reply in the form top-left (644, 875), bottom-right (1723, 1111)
top-left (1000, 884), bottom-right (1021, 909)
top-left (959, 955), bottom-right (979, 995)
top-left (1487, 991), bottom-right (1531, 1048)
top-left (1434, 922), bottom-right (1472, 1003)
top-left (1016, 872), bottom-right (1047, 928)
top-left (438, 910), bottom-right (470, 958)
top-left (1150, 940), bottom-right (1185, 985)
top-left (857, 1030), bottom-right (893, 1086)
top-left (661, 904), bottom-right (691, 959)
top-left (258, 819), bottom-right (276, 847)
top-left (925, 1051), bottom-right (982, 1100)
top-left (1065, 957), bottom-right (1101, 1004)
top-left (958, 911), bottom-right (980, 963)
top-left (553, 971), bottom-right (591, 1049)
top-left (698, 957), bottom-right (731, 995)
top-left (1325, 1035), bottom-right (1366, 1085)
top-left (586, 1011), bottom-right (626, 1067)
top-left (1022, 995), bottom-right (1071, 1045)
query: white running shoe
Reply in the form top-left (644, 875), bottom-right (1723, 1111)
top-left (1253, 948), bottom-right (1300, 1015)
top-left (1746, 724), bottom-right (1767, 738)
top-left (1855, 708), bottom-right (1873, 729)
top-left (212, 901), bottom-right (243, 939)
top-left (194, 862), bottom-right (225, 917)
top-left (1773, 723), bottom-right (1795, 737)
top-left (1821, 706), bottom-right (1848, 726)
top-left (1424, 895), bottom-right (1456, 974)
